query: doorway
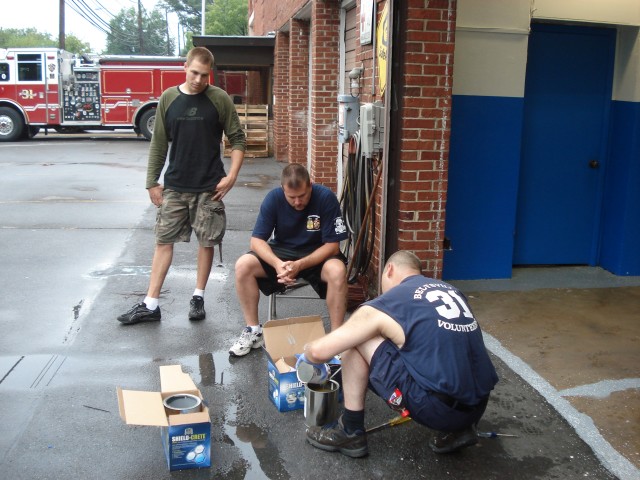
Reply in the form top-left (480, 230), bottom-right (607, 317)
top-left (513, 23), bottom-right (615, 265)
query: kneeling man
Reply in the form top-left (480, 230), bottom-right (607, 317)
top-left (298, 250), bottom-right (499, 458)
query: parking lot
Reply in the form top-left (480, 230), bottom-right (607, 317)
top-left (0, 132), bottom-right (637, 479)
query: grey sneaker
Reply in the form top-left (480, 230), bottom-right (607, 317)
top-left (306, 415), bottom-right (368, 458)
top-left (429, 426), bottom-right (478, 454)
top-left (229, 326), bottom-right (264, 357)
top-left (189, 295), bottom-right (205, 320)
top-left (117, 302), bottom-right (161, 325)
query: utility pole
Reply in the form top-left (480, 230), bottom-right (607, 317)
top-left (165, 9), bottom-right (171, 55)
top-left (201, 0), bottom-right (206, 35)
top-left (59, 0), bottom-right (66, 50)
top-left (138, 0), bottom-right (144, 54)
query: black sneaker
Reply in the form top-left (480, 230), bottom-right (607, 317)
top-left (189, 295), bottom-right (205, 320)
top-left (117, 303), bottom-right (161, 325)
top-left (306, 415), bottom-right (368, 458)
top-left (429, 426), bottom-right (478, 454)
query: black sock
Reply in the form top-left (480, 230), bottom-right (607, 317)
top-left (341, 408), bottom-right (365, 434)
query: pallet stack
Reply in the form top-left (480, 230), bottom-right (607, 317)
top-left (224, 104), bottom-right (269, 158)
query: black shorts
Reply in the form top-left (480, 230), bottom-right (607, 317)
top-left (369, 340), bottom-right (489, 432)
top-left (250, 244), bottom-right (347, 299)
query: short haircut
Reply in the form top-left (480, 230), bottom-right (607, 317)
top-left (386, 250), bottom-right (422, 274)
top-left (186, 47), bottom-right (214, 68)
top-left (281, 163), bottom-right (311, 189)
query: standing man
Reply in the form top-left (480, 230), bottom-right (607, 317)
top-left (118, 47), bottom-right (246, 325)
top-left (297, 250), bottom-right (499, 458)
top-left (230, 163), bottom-right (348, 357)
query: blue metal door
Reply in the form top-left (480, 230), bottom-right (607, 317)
top-left (513, 24), bottom-right (615, 265)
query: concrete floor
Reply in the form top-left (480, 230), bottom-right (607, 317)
top-left (451, 267), bottom-right (640, 472)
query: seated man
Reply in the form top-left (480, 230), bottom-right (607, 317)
top-left (298, 250), bottom-right (499, 458)
top-left (230, 163), bottom-right (348, 357)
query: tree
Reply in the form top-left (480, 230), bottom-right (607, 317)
top-left (0, 28), bottom-right (92, 54)
top-left (205, 0), bottom-right (247, 36)
top-left (105, 6), bottom-right (175, 55)
top-left (64, 35), bottom-right (93, 55)
top-left (159, 0), bottom-right (247, 54)
top-left (160, 0), bottom-right (202, 38)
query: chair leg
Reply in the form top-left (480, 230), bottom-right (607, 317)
top-left (268, 293), bottom-right (276, 321)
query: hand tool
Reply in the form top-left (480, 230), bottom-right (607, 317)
top-left (477, 431), bottom-right (518, 438)
top-left (366, 415), bottom-right (412, 434)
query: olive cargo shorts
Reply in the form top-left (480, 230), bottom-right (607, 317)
top-left (155, 189), bottom-right (226, 247)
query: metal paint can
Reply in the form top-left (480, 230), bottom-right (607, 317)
top-left (163, 393), bottom-right (202, 414)
top-left (304, 379), bottom-right (340, 428)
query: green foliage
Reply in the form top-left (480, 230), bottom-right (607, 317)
top-left (0, 28), bottom-right (56, 47)
top-left (106, 6), bottom-right (176, 55)
top-left (205, 0), bottom-right (247, 36)
top-left (63, 36), bottom-right (93, 55)
top-left (160, 0), bottom-right (247, 54)
top-left (0, 0), bottom-right (246, 58)
top-left (160, 0), bottom-right (202, 37)
top-left (0, 28), bottom-right (92, 54)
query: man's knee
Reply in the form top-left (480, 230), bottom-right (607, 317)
top-left (155, 243), bottom-right (174, 254)
top-left (235, 253), bottom-right (264, 280)
top-left (322, 259), bottom-right (347, 287)
top-left (235, 253), bottom-right (255, 275)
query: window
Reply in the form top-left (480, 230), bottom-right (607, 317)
top-left (17, 53), bottom-right (43, 82)
top-left (0, 63), bottom-right (9, 82)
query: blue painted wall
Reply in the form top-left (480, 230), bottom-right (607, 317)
top-left (600, 100), bottom-right (640, 275)
top-left (443, 95), bottom-right (524, 280)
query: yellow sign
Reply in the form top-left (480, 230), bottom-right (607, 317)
top-left (19, 89), bottom-right (36, 100)
top-left (376, 1), bottom-right (390, 96)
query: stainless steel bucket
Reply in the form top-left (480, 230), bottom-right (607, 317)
top-left (163, 393), bottom-right (202, 414)
top-left (304, 379), bottom-right (340, 428)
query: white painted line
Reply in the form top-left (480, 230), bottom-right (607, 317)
top-left (560, 378), bottom-right (640, 399)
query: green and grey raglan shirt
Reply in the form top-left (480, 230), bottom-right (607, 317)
top-left (145, 84), bottom-right (246, 192)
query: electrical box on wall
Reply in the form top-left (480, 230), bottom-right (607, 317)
top-left (338, 95), bottom-right (359, 143)
top-left (360, 101), bottom-right (384, 157)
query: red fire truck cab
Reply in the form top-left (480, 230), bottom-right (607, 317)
top-left (0, 47), bottom-right (190, 141)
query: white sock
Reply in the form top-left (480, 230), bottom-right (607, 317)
top-left (144, 297), bottom-right (159, 310)
top-left (250, 324), bottom-right (262, 333)
top-left (193, 289), bottom-right (205, 298)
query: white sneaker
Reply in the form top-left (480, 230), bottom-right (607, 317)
top-left (229, 326), bottom-right (264, 357)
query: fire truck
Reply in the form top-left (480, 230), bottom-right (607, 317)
top-left (0, 47), bottom-right (246, 142)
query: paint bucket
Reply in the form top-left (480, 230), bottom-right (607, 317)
top-left (163, 393), bottom-right (202, 414)
top-left (304, 379), bottom-right (340, 428)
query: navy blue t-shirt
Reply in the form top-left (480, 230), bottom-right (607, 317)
top-left (252, 184), bottom-right (347, 254)
top-left (365, 275), bottom-right (498, 405)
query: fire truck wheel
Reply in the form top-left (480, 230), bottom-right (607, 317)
top-left (0, 107), bottom-right (24, 142)
top-left (139, 109), bottom-right (156, 140)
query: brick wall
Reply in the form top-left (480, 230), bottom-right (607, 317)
top-left (288, 19), bottom-right (310, 165)
top-left (273, 32), bottom-right (290, 162)
top-left (246, 70), bottom-right (264, 104)
top-left (393, 0), bottom-right (456, 278)
top-left (249, 0), bottom-right (307, 36)
top-left (249, 0), bottom-right (457, 285)
top-left (309, 0), bottom-right (341, 192)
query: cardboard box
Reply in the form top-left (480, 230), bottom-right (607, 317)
top-left (117, 365), bottom-right (211, 471)
top-left (263, 315), bottom-right (327, 412)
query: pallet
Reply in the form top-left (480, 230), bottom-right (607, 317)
top-left (224, 104), bottom-right (269, 158)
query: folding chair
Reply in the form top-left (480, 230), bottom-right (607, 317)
top-left (267, 280), bottom-right (323, 321)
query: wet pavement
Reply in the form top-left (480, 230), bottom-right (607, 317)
top-left (452, 275), bottom-right (640, 479)
top-left (0, 134), bottom-right (638, 479)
